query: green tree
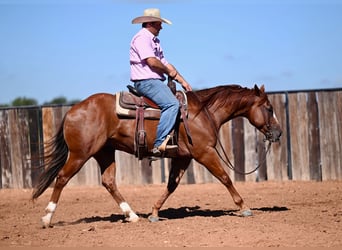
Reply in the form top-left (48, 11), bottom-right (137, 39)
top-left (11, 97), bottom-right (38, 106)
top-left (43, 96), bottom-right (80, 105)
top-left (46, 96), bottom-right (68, 105)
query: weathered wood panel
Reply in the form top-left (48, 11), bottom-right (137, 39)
top-left (244, 119), bottom-right (258, 182)
top-left (27, 107), bottom-right (44, 187)
top-left (288, 92), bottom-right (310, 180)
top-left (317, 91), bottom-right (341, 180)
top-left (336, 91), bottom-right (342, 180)
top-left (256, 132), bottom-right (267, 181)
top-left (307, 92), bottom-right (322, 181)
top-left (8, 109), bottom-right (25, 188)
top-left (232, 117), bottom-right (245, 181)
top-left (267, 93), bottom-right (288, 180)
top-left (0, 109), bottom-right (11, 188)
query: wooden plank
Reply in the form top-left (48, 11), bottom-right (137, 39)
top-left (307, 92), bottom-right (322, 180)
top-left (336, 91), bottom-right (342, 180)
top-left (257, 132), bottom-right (267, 181)
top-left (42, 106), bottom-right (70, 143)
top-left (232, 117), bottom-right (245, 181)
top-left (243, 119), bottom-right (257, 182)
top-left (116, 151), bottom-right (141, 184)
top-left (17, 108), bottom-right (31, 188)
top-left (27, 107), bottom-right (44, 187)
top-left (317, 91), bottom-right (341, 180)
top-left (193, 160), bottom-right (216, 184)
top-left (140, 158), bottom-right (152, 184)
top-left (288, 93), bottom-right (310, 180)
top-left (8, 109), bottom-right (24, 188)
top-left (80, 158), bottom-right (100, 186)
top-left (42, 107), bottom-right (54, 144)
top-left (267, 93), bottom-right (289, 180)
top-left (0, 109), bottom-right (11, 188)
top-left (185, 161), bottom-right (196, 184)
top-left (192, 160), bottom-right (204, 184)
top-left (160, 158), bottom-right (169, 184)
top-left (68, 158), bottom-right (100, 186)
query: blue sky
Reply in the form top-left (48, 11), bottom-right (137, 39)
top-left (1, 0), bottom-right (341, 105)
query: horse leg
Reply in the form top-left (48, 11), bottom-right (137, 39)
top-left (41, 154), bottom-right (86, 228)
top-left (148, 157), bottom-right (192, 222)
top-left (94, 148), bottom-right (139, 222)
top-left (196, 149), bottom-right (252, 217)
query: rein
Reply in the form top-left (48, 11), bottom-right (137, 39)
top-left (196, 93), bottom-right (272, 175)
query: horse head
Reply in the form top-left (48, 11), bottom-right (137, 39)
top-left (247, 85), bottom-right (282, 142)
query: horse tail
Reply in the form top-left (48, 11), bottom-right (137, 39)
top-left (32, 117), bottom-right (68, 200)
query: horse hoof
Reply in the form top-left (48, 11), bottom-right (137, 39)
top-left (127, 214), bottom-right (139, 223)
top-left (41, 215), bottom-right (51, 228)
top-left (241, 209), bottom-right (253, 217)
top-left (148, 215), bottom-right (159, 222)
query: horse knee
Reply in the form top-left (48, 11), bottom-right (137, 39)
top-left (221, 174), bottom-right (233, 186)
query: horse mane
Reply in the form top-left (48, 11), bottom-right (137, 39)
top-left (192, 84), bottom-right (266, 113)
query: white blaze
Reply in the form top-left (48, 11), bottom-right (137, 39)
top-left (273, 111), bottom-right (279, 124)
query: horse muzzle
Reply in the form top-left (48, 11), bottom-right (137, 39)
top-left (264, 125), bottom-right (282, 142)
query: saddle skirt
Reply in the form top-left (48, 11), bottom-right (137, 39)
top-left (116, 90), bottom-right (188, 120)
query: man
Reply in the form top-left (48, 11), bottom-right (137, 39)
top-left (130, 8), bottom-right (192, 155)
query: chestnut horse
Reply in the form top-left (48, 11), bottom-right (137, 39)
top-left (32, 84), bottom-right (282, 227)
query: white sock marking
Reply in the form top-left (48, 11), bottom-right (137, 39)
top-left (119, 202), bottom-right (139, 222)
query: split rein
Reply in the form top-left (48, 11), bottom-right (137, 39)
top-left (194, 93), bottom-right (272, 176)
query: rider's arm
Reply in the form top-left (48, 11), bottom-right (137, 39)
top-left (145, 57), bottom-right (176, 77)
top-left (146, 57), bottom-right (192, 92)
top-left (165, 64), bottom-right (192, 91)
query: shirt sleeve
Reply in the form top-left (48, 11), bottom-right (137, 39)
top-left (133, 35), bottom-right (155, 61)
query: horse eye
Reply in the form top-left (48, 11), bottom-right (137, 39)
top-left (266, 106), bottom-right (273, 113)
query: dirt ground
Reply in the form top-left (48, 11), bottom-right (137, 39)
top-left (0, 181), bottom-right (341, 247)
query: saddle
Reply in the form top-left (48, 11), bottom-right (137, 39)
top-left (116, 80), bottom-right (191, 159)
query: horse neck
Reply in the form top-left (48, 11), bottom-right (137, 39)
top-left (204, 88), bottom-right (256, 128)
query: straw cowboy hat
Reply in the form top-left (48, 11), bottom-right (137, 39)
top-left (131, 8), bottom-right (172, 25)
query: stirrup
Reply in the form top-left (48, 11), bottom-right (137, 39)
top-left (157, 135), bottom-right (178, 152)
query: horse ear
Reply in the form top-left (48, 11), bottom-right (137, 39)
top-left (260, 84), bottom-right (265, 93)
top-left (254, 84), bottom-right (265, 96)
top-left (254, 84), bottom-right (261, 96)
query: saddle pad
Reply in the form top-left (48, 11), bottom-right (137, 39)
top-left (116, 92), bottom-right (161, 119)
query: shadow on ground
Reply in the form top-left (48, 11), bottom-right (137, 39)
top-left (53, 205), bottom-right (289, 226)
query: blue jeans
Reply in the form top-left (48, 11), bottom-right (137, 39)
top-left (134, 79), bottom-right (179, 147)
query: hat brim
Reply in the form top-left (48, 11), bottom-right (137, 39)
top-left (131, 16), bottom-right (172, 25)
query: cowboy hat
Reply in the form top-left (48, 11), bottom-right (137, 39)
top-left (131, 8), bottom-right (172, 25)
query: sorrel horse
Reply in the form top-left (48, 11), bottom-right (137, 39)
top-left (32, 84), bottom-right (282, 227)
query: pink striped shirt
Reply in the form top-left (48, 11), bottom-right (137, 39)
top-left (130, 28), bottom-right (169, 81)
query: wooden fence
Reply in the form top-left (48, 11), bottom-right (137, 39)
top-left (0, 88), bottom-right (341, 188)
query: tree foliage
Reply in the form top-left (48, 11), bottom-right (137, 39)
top-left (11, 97), bottom-right (38, 106)
top-left (0, 96), bottom-right (80, 107)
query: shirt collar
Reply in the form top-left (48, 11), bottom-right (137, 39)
top-left (142, 28), bottom-right (159, 43)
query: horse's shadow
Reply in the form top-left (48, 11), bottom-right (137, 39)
top-left (54, 205), bottom-right (289, 226)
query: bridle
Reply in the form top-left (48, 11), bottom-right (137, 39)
top-left (197, 94), bottom-right (273, 175)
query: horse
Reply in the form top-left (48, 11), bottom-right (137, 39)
top-left (32, 84), bottom-right (282, 227)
